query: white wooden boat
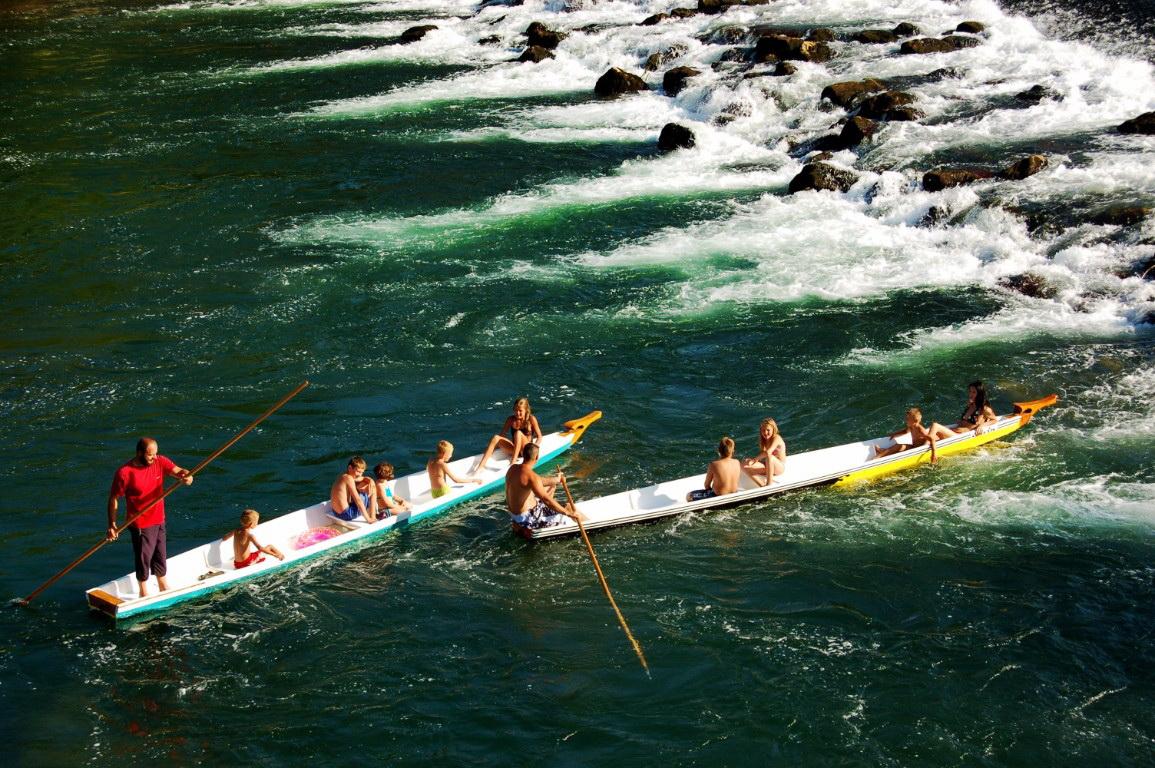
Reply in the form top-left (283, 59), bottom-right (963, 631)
top-left (87, 411), bottom-right (602, 620)
top-left (521, 396), bottom-right (1057, 540)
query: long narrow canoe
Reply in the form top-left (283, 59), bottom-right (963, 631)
top-left (87, 411), bottom-right (602, 620)
top-left (522, 396), bottom-right (1057, 540)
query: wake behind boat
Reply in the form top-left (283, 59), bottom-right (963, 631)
top-left (87, 411), bottom-right (602, 620)
top-left (522, 397), bottom-right (1057, 540)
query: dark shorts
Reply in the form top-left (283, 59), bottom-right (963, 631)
top-left (334, 492), bottom-right (371, 521)
top-left (130, 524), bottom-right (167, 582)
top-left (687, 488), bottom-right (718, 502)
top-left (511, 499), bottom-right (566, 530)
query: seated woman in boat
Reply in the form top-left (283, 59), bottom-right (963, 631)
top-left (222, 509), bottom-right (284, 570)
top-left (873, 407), bottom-right (954, 463)
top-left (954, 380), bottom-right (997, 434)
top-left (373, 462), bottom-right (411, 517)
top-left (686, 436), bottom-right (742, 502)
top-left (741, 417), bottom-right (786, 487)
top-left (471, 396), bottom-right (542, 475)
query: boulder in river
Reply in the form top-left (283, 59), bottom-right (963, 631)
top-left (821, 78), bottom-right (887, 108)
top-left (755, 34), bottom-right (833, 63)
top-left (640, 13), bottom-right (668, 25)
top-left (1090, 206), bottom-right (1150, 226)
top-left (922, 168), bottom-right (993, 191)
top-left (1118, 111), bottom-right (1155, 135)
top-left (1015, 84), bottom-right (1057, 103)
top-left (998, 155), bottom-right (1048, 181)
top-left (852, 29), bottom-right (898, 44)
top-left (399, 25), bottom-right (438, 44)
top-left (999, 273), bottom-right (1057, 299)
top-left (893, 22), bottom-right (920, 37)
top-left (900, 36), bottom-right (981, 55)
top-left (525, 21), bottom-right (566, 49)
top-left (518, 45), bottom-right (555, 63)
top-left (856, 90), bottom-right (915, 119)
top-left (955, 20), bottom-right (986, 34)
top-left (658, 123), bottom-right (696, 151)
top-left (788, 162), bottom-right (858, 193)
top-left (595, 67), bottom-right (647, 98)
top-left (774, 61), bottom-right (798, 76)
top-left (663, 66), bottom-right (701, 96)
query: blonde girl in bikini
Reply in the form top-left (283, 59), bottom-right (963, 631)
top-left (472, 397), bottom-right (543, 475)
top-left (741, 418), bottom-right (786, 487)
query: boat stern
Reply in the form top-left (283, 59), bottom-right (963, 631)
top-left (86, 588), bottom-right (123, 619)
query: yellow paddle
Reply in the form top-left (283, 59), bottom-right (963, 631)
top-left (558, 471), bottom-right (650, 676)
top-left (16, 381), bottom-right (310, 606)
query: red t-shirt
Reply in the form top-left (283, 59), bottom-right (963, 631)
top-left (110, 455), bottom-right (175, 529)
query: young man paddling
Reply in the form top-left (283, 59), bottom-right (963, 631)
top-left (107, 437), bottom-right (193, 597)
top-left (505, 443), bottom-right (577, 530)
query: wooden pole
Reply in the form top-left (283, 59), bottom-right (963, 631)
top-left (558, 473), bottom-right (650, 675)
top-left (16, 381), bottom-right (310, 606)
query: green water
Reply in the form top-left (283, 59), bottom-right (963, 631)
top-left (2, 0), bottom-right (1154, 764)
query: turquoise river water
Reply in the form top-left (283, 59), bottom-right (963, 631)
top-left (2, 0), bottom-right (1153, 764)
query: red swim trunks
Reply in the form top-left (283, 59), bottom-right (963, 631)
top-left (234, 550), bottom-right (266, 570)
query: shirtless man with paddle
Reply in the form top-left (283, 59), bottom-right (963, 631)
top-left (505, 443), bottom-right (578, 530)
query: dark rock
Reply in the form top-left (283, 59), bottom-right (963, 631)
top-left (808, 28), bottom-right (836, 42)
top-left (884, 106), bottom-right (922, 121)
top-left (670, 7), bottom-right (699, 18)
top-left (839, 116), bottom-right (879, 147)
top-left (526, 21), bottom-right (566, 49)
top-left (658, 123), bottom-right (696, 151)
top-left (999, 154), bottom-right (1048, 181)
top-left (479, 35), bottom-right (501, 45)
top-left (821, 78), bottom-right (887, 108)
top-left (755, 34), bottom-right (834, 63)
top-left (955, 20), bottom-right (986, 34)
top-left (718, 47), bottom-right (751, 63)
top-left (856, 90), bottom-right (915, 119)
top-left (399, 25), bottom-right (438, 44)
top-left (999, 273), bottom-right (1057, 299)
top-left (1119, 111), bottom-right (1155, 135)
top-left (853, 29), bottom-right (898, 44)
top-left (901, 35), bottom-right (981, 54)
top-left (663, 66), bottom-right (701, 96)
top-left (1015, 84), bottom-right (1056, 103)
top-left (893, 22), bottom-right (919, 37)
top-left (644, 44), bottom-right (688, 71)
top-left (518, 45), bottom-right (555, 63)
top-left (774, 61), bottom-right (798, 76)
top-left (640, 13), bottom-right (668, 25)
top-left (920, 205), bottom-right (950, 227)
top-left (703, 26), bottom-right (748, 44)
top-left (644, 53), bottom-right (662, 71)
top-left (788, 162), bottom-right (859, 193)
top-left (810, 151), bottom-right (834, 162)
top-left (1090, 206), bottom-right (1150, 226)
top-left (595, 67), bottom-right (647, 98)
top-left (1126, 254), bottom-right (1155, 280)
top-left (923, 168), bottom-right (993, 191)
top-left (698, 0), bottom-right (739, 13)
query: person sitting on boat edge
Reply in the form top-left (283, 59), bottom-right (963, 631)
top-left (873, 407), bottom-right (954, 463)
top-left (373, 462), bottom-right (411, 517)
top-left (222, 508), bottom-right (285, 570)
top-left (741, 417), bottom-right (786, 487)
top-left (330, 456), bottom-right (380, 523)
top-left (687, 436), bottom-right (742, 502)
top-left (505, 443), bottom-right (576, 529)
top-left (427, 440), bottom-right (482, 500)
top-left (954, 380), bottom-right (997, 434)
top-left (471, 396), bottom-right (542, 475)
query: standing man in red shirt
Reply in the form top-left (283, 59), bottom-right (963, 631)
top-left (107, 437), bottom-right (194, 597)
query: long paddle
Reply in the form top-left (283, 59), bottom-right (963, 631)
top-left (16, 380), bottom-right (310, 606)
top-left (558, 472), bottom-right (650, 675)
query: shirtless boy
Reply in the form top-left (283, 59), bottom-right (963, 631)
top-left (687, 436), bottom-right (742, 502)
top-left (427, 441), bottom-right (482, 500)
top-left (873, 407), bottom-right (955, 463)
top-left (222, 508), bottom-right (285, 569)
top-left (330, 456), bottom-right (379, 523)
top-left (504, 443), bottom-right (576, 530)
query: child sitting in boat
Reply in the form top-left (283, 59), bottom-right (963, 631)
top-left (687, 436), bottom-right (742, 502)
top-left (330, 456), bottom-right (379, 523)
top-left (741, 417), bottom-right (786, 487)
top-left (373, 462), bottom-right (411, 517)
top-left (873, 407), bottom-right (955, 463)
top-left (427, 440), bottom-right (482, 500)
top-left (222, 509), bottom-right (284, 570)
top-left (954, 380), bottom-right (997, 434)
top-left (471, 396), bottom-right (542, 475)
